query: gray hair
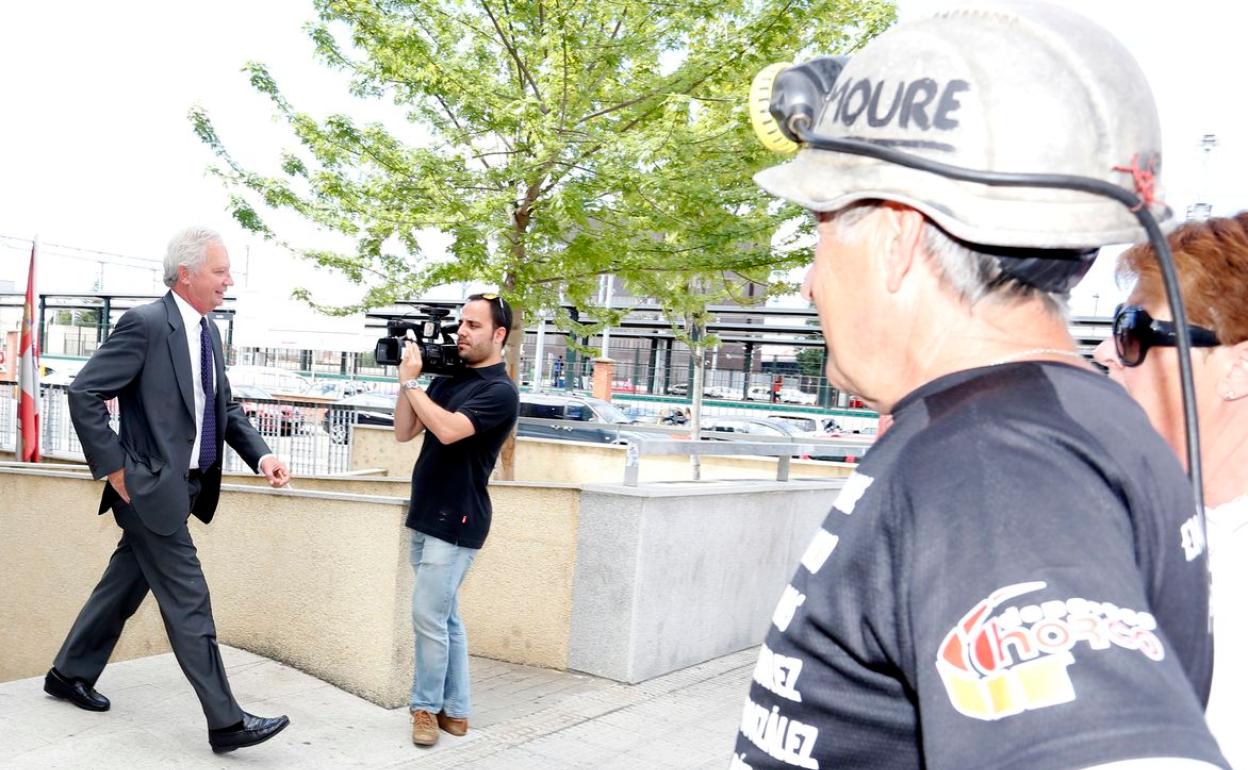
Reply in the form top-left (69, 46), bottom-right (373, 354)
top-left (827, 203), bottom-right (1068, 316)
top-left (163, 227), bottom-right (224, 287)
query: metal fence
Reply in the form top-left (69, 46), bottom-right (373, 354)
top-left (1, 382), bottom-right (356, 477)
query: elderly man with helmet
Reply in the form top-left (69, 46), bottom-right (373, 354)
top-left (734, 3), bottom-right (1228, 769)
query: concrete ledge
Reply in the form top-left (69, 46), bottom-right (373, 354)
top-left (567, 481), bottom-right (839, 682)
top-left (351, 426), bottom-right (856, 483)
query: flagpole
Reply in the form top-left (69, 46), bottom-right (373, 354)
top-left (17, 237), bottom-right (41, 463)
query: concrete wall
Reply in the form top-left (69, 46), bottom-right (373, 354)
top-left (1, 466), bottom-right (839, 707)
top-left (351, 427), bottom-right (423, 476)
top-left (0, 467), bottom-right (582, 708)
top-left (568, 482), bottom-right (835, 683)
top-left (460, 485), bottom-right (582, 667)
top-left (0, 472), bottom-right (172, 680)
top-left (352, 425), bottom-right (855, 483)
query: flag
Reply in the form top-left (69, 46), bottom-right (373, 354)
top-left (17, 240), bottom-right (40, 463)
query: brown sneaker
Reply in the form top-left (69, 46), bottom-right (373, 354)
top-left (410, 709), bottom-right (438, 747)
top-left (437, 711), bottom-right (469, 736)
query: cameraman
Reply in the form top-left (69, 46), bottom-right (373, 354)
top-left (392, 293), bottom-right (519, 748)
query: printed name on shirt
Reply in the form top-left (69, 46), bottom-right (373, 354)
top-left (773, 584), bottom-right (807, 633)
top-left (935, 581), bottom-right (1165, 720)
top-left (800, 529), bottom-right (840, 574)
top-left (832, 472), bottom-right (874, 515)
top-left (753, 643), bottom-right (805, 702)
top-left (739, 697), bottom-right (820, 769)
top-left (729, 753), bottom-right (754, 770)
top-left (1180, 512), bottom-right (1206, 561)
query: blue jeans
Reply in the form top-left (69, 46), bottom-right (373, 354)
top-left (408, 530), bottom-right (478, 717)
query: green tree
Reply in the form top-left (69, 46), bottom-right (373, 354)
top-left (53, 309), bottom-right (99, 326)
top-left (796, 346), bottom-right (823, 379)
top-left (191, 0), bottom-right (894, 472)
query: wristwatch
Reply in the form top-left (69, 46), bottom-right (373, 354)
top-left (402, 379), bottom-right (422, 391)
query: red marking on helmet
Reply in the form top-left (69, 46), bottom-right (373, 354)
top-left (1112, 153), bottom-right (1159, 212)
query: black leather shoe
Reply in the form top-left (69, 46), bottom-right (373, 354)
top-left (44, 668), bottom-right (109, 712)
top-left (208, 712), bottom-right (290, 753)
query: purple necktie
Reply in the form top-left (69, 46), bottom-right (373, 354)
top-left (197, 318), bottom-right (218, 469)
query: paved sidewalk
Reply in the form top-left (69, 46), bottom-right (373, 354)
top-left (0, 646), bottom-right (754, 768)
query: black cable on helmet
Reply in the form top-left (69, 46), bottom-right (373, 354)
top-left (794, 126), bottom-right (1205, 521)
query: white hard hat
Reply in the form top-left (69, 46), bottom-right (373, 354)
top-left (754, 1), bottom-right (1174, 250)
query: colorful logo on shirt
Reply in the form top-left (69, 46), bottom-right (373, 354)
top-left (936, 581), bottom-right (1165, 720)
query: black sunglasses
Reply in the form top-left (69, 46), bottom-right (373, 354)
top-left (1112, 304), bottom-right (1220, 367)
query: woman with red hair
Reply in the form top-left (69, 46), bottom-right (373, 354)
top-left (1094, 212), bottom-right (1248, 768)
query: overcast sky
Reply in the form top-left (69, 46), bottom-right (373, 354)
top-left (1, 0), bottom-right (1244, 320)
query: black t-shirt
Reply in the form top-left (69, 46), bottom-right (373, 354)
top-left (734, 362), bottom-right (1226, 770)
top-left (406, 363), bottom-right (519, 549)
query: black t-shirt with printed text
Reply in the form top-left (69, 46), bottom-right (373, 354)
top-left (406, 362), bottom-right (519, 549)
top-left (734, 362), bottom-right (1226, 770)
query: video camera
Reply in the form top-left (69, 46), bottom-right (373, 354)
top-left (374, 307), bottom-right (464, 377)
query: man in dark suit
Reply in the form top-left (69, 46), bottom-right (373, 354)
top-left (44, 226), bottom-right (292, 753)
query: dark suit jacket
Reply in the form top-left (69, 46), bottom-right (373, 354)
top-left (68, 292), bottom-right (270, 535)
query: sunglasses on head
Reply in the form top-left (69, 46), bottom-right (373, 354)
top-left (479, 292), bottom-right (509, 308)
top-left (1112, 304), bottom-right (1220, 367)
top-left (472, 292), bottom-right (512, 327)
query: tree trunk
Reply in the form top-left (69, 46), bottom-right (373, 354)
top-left (497, 272), bottom-right (521, 481)
top-left (498, 188), bottom-right (539, 482)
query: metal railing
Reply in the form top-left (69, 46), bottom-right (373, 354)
top-left (1, 382), bottom-right (355, 477)
top-left (621, 436), bottom-right (870, 486)
top-left (513, 413), bottom-right (870, 485)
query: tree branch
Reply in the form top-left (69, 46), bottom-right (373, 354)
top-left (480, 0), bottom-right (547, 113)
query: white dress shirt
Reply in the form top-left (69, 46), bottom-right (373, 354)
top-left (170, 291), bottom-right (275, 474)
top-left (1205, 493), bottom-right (1248, 770)
top-left (171, 292), bottom-right (216, 470)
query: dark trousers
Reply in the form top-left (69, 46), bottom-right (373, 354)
top-left (52, 475), bottom-right (243, 729)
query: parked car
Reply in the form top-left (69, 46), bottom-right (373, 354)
top-left (232, 384), bottom-right (303, 436)
top-left (41, 367), bottom-right (78, 387)
top-left (665, 382), bottom-right (735, 399)
top-left (747, 385), bottom-right (771, 401)
top-left (325, 392), bottom-right (397, 444)
top-left (777, 388), bottom-right (817, 405)
top-left (701, 416), bottom-right (849, 461)
top-left (518, 393), bottom-right (662, 445)
top-left (321, 390), bottom-right (665, 447)
top-left (769, 414), bottom-right (844, 438)
top-left (620, 405), bottom-right (664, 425)
top-left (303, 379), bottom-right (371, 401)
top-left (226, 365), bottom-right (310, 396)
top-left (701, 416), bottom-right (805, 441)
top-left (768, 414), bottom-right (817, 433)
